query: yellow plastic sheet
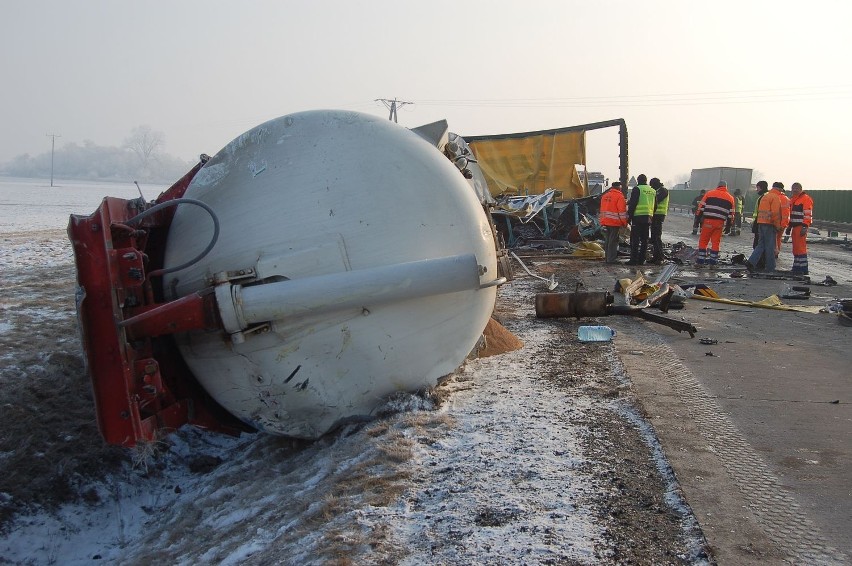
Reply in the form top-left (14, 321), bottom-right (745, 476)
top-left (690, 293), bottom-right (824, 313)
top-left (468, 131), bottom-right (586, 198)
top-left (570, 241), bottom-right (604, 258)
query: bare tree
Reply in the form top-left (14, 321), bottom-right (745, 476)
top-left (124, 125), bottom-right (165, 172)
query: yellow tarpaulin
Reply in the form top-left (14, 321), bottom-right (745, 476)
top-left (468, 131), bottom-right (586, 199)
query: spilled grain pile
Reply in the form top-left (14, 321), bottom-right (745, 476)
top-left (478, 317), bottom-right (524, 358)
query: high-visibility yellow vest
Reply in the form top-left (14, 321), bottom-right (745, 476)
top-left (654, 192), bottom-right (669, 217)
top-left (633, 184), bottom-right (655, 217)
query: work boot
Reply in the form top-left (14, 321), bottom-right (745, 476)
top-left (691, 230), bottom-right (697, 235)
top-left (745, 261), bottom-right (755, 272)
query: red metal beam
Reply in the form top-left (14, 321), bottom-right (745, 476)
top-left (68, 160), bottom-right (251, 447)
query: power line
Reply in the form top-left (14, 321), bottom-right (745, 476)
top-left (375, 98), bottom-right (413, 122)
top-left (413, 85), bottom-right (852, 109)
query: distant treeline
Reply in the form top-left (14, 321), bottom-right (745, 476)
top-left (0, 136), bottom-right (194, 184)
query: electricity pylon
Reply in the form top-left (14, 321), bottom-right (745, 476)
top-left (375, 98), bottom-right (413, 123)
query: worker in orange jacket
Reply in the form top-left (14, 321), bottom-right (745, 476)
top-left (786, 182), bottom-right (814, 274)
top-left (747, 181), bottom-right (783, 272)
top-left (599, 181), bottom-right (628, 263)
top-left (695, 181), bottom-right (735, 266)
top-left (775, 184), bottom-right (790, 258)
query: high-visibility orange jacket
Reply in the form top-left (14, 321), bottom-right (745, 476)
top-left (777, 189), bottom-right (791, 228)
top-left (756, 189), bottom-right (782, 230)
top-left (599, 187), bottom-right (628, 227)
top-left (697, 185), bottom-right (735, 225)
top-left (789, 192), bottom-right (814, 227)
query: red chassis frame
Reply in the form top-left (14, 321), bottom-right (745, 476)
top-left (68, 160), bottom-right (251, 446)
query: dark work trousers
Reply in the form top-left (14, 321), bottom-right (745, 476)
top-left (629, 216), bottom-right (650, 264)
top-left (692, 210), bottom-right (702, 232)
top-left (650, 215), bottom-right (665, 262)
top-left (604, 225), bottom-right (621, 263)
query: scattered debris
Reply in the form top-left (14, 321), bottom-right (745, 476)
top-left (510, 251), bottom-right (559, 290)
top-left (569, 241), bottom-right (605, 259)
top-left (812, 275), bottom-right (838, 287)
top-left (682, 284), bottom-right (720, 299)
top-left (705, 352), bottom-right (718, 357)
top-left (669, 241), bottom-right (698, 265)
top-left (780, 286), bottom-right (811, 300)
top-left (493, 189), bottom-right (557, 225)
top-left (749, 271), bottom-right (811, 282)
top-left (535, 290), bottom-right (697, 337)
top-left (826, 298), bottom-right (852, 326)
top-left (699, 338), bottom-right (718, 345)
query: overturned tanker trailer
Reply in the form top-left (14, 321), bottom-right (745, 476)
top-left (68, 110), bottom-right (504, 446)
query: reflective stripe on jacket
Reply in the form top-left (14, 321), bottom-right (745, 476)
top-left (697, 186), bottom-right (735, 224)
top-left (599, 187), bottom-right (628, 227)
top-left (790, 192), bottom-right (814, 226)
top-left (756, 189), bottom-right (782, 229)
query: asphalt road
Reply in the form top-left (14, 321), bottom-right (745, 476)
top-left (584, 212), bottom-right (852, 564)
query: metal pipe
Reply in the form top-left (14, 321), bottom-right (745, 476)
top-left (535, 291), bottom-right (611, 318)
top-left (218, 254), bottom-right (483, 333)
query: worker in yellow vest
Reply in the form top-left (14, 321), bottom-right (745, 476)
top-left (649, 177), bottom-right (669, 264)
top-left (626, 174), bottom-right (655, 266)
top-left (733, 188), bottom-right (744, 236)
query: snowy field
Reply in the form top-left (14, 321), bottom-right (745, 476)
top-left (0, 176), bottom-right (167, 233)
top-left (0, 177), bottom-right (706, 564)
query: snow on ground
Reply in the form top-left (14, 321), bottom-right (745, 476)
top-left (1, 268), bottom-right (608, 565)
top-left (0, 177), bottom-right (704, 564)
top-left (0, 177), bottom-right (165, 233)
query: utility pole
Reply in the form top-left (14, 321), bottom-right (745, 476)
top-left (375, 98), bottom-right (413, 123)
top-left (46, 133), bottom-right (61, 187)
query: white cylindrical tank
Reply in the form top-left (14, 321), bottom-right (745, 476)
top-left (163, 110), bottom-right (498, 438)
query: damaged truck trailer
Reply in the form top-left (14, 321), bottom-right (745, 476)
top-left (68, 110), bottom-right (503, 446)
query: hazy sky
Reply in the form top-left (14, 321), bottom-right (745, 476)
top-left (2, 0), bottom-right (851, 189)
